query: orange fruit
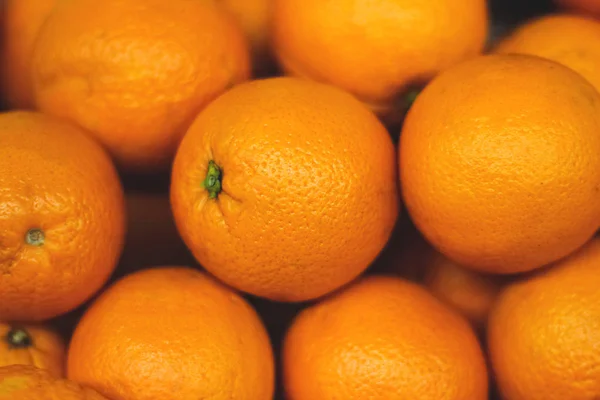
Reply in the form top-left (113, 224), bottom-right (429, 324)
top-left (283, 275), bottom-right (489, 400)
top-left (0, 323), bottom-right (65, 377)
top-left (217, 0), bottom-right (273, 74)
top-left (399, 54), bottom-right (600, 274)
top-left (556, 0), bottom-right (600, 17)
top-left (0, 365), bottom-right (108, 400)
top-left (272, 0), bottom-right (488, 116)
top-left (0, 111), bottom-right (125, 321)
top-left (488, 236), bottom-right (600, 400)
top-left (31, 0), bottom-right (251, 171)
top-left (423, 251), bottom-right (506, 327)
top-left (495, 14), bottom-right (600, 92)
top-left (0, 0), bottom-right (57, 109)
top-left (171, 77), bottom-right (399, 302)
top-left (67, 267), bottom-right (274, 400)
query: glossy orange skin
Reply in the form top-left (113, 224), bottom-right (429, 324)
top-left (67, 267), bottom-right (274, 400)
top-left (0, 111), bottom-right (125, 321)
top-left (489, 237), bottom-right (600, 400)
top-left (496, 14), bottom-right (600, 92)
top-left (400, 55), bottom-right (600, 274)
top-left (272, 0), bottom-right (488, 114)
top-left (171, 77), bottom-right (399, 302)
top-left (557, 0), bottom-right (600, 17)
top-left (0, 0), bottom-right (57, 109)
top-left (283, 276), bottom-right (488, 400)
top-left (0, 323), bottom-right (65, 377)
top-left (31, 0), bottom-right (251, 171)
top-left (0, 365), bottom-right (108, 400)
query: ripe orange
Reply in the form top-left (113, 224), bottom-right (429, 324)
top-left (67, 267), bottom-right (274, 400)
top-left (31, 0), bottom-right (251, 171)
top-left (495, 14), bottom-right (600, 92)
top-left (556, 0), bottom-right (600, 17)
top-left (0, 111), bottom-right (125, 321)
top-left (488, 236), bottom-right (600, 399)
top-left (0, 323), bottom-right (65, 377)
top-left (400, 54), bottom-right (600, 274)
top-left (0, 365), bottom-right (108, 400)
top-left (0, 0), bottom-right (57, 109)
top-left (171, 77), bottom-right (399, 302)
top-left (424, 251), bottom-right (506, 327)
top-left (283, 275), bottom-right (489, 400)
top-left (272, 0), bottom-right (488, 116)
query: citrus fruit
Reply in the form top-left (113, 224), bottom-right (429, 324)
top-left (0, 0), bottom-right (57, 109)
top-left (272, 0), bottom-right (488, 116)
top-left (0, 365), bottom-right (108, 400)
top-left (399, 54), bottom-right (600, 274)
top-left (556, 0), bottom-right (600, 17)
top-left (0, 323), bottom-right (65, 377)
top-left (495, 14), bottom-right (600, 92)
top-left (283, 275), bottom-right (489, 400)
top-left (488, 236), bottom-right (600, 400)
top-left (424, 251), bottom-right (506, 326)
top-left (31, 0), bottom-right (251, 171)
top-left (67, 267), bottom-right (274, 400)
top-left (0, 111), bottom-right (125, 321)
top-left (171, 77), bottom-right (399, 302)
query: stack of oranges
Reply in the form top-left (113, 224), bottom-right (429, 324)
top-left (1, 0), bottom-right (600, 399)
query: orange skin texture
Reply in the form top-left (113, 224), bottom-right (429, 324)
top-left (31, 0), bottom-right (251, 172)
top-left (488, 237), bottom-right (600, 400)
top-left (272, 0), bottom-right (488, 113)
top-left (0, 0), bottom-right (58, 109)
top-left (283, 275), bottom-right (489, 400)
top-left (0, 323), bottom-right (65, 377)
top-left (399, 54), bottom-right (600, 274)
top-left (557, 0), bottom-right (600, 17)
top-left (67, 267), bottom-right (275, 400)
top-left (0, 365), bottom-right (108, 400)
top-left (0, 111), bottom-right (125, 321)
top-left (423, 251), bottom-right (505, 327)
top-left (495, 14), bottom-right (600, 93)
top-left (171, 77), bottom-right (399, 302)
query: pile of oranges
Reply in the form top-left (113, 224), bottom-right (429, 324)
top-left (1, 0), bottom-right (600, 399)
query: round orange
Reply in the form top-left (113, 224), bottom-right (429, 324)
top-left (399, 54), bottom-right (600, 274)
top-left (423, 251), bottom-right (506, 327)
top-left (556, 0), bottom-right (600, 17)
top-left (272, 0), bottom-right (488, 115)
top-left (0, 323), bottom-right (65, 377)
top-left (283, 275), bottom-right (489, 400)
top-left (0, 0), bottom-right (57, 109)
top-left (171, 77), bottom-right (399, 302)
top-left (488, 236), bottom-right (600, 399)
top-left (0, 365), bottom-right (108, 400)
top-left (0, 111), bottom-right (125, 321)
top-left (495, 14), bottom-right (600, 92)
top-left (67, 267), bottom-right (274, 400)
top-left (31, 0), bottom-right (251, 171)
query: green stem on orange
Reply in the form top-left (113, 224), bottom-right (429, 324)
top-left (25, 229), bottom-right (44, 246)
top-left (6, 327), bottom-right (32, 349)
top-left (202, 160), bottom-right (222, 200)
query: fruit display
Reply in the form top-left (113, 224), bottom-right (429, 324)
top-left (2, 1), bottom-right (600, 399)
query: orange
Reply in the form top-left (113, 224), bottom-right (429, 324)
top-left (399, 54), bottom-right (600, 274)
top-left (488, 236), bottom-right (600, 400)
top-left (0, 0), bottom-right (57, 109)
top-left (495, 14), bottom-right (600, 92)
top-left (31, 0), bottom-right (251, 171)
top-left (0, 365), bottom-right (108, 399)
top-left (217, 0), bottom-right (273, 75)
top-left (423, 251), bottom-right (506, 327)
top-left (556, 0), bottom-right (600, 17)
top-left (272, 0), bottom-right (488, 116)
top-left (0, 323), bottom-right (65, 377)
top-left (283, 275), bottom-right (489, 400)
top-left (171, 77), bottom-right (399, 302)
top-left (67, 267), bottom-right (274, 400)
top-left (0, 111), bottom-right (125, 321)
